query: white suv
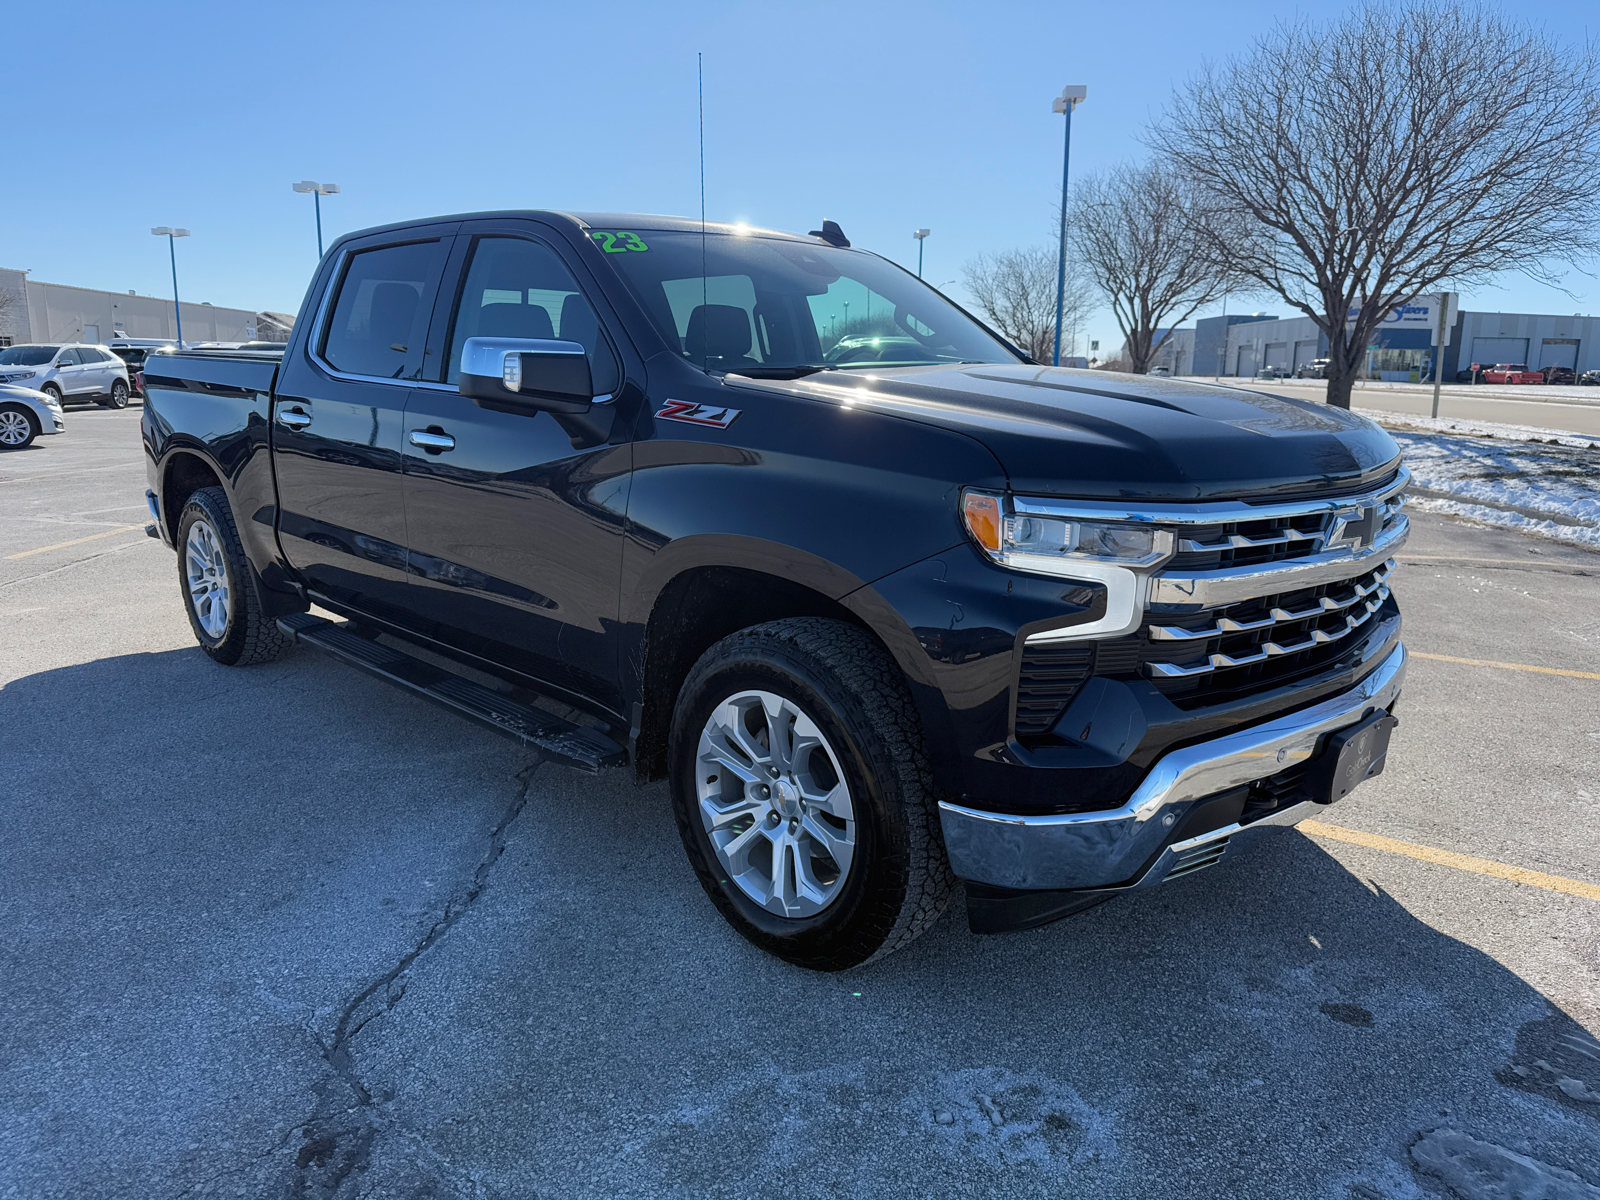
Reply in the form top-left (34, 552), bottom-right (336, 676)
top-left (0, 344), bottom-right (133, 409)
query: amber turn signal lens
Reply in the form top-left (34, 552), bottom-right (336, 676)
top-left (962, 492), bottom-right (1002, 553)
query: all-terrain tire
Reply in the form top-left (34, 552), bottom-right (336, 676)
top-left (668, 617), bottom-right (955, 970)
top-left (175, 486), bottom-right (292, 666)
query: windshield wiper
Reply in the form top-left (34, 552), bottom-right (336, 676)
top-left (725, 364), bottom-right (837, 380)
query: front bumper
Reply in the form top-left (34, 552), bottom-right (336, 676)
top-left (938, 641), bottom-right (1406, 892)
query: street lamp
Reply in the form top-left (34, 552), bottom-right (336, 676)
top-left (151, 227), bottom-right (190, 348)
top-left (292, 181), bottom-right (340, 258)
top-left (912, 228), bottom-right (930, 278)
top-left (1051, 84), bottom-right (1086, 367)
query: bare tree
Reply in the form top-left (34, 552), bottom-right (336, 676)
top-left (1151, 4), bottom-right (1600, 408)
top-left (0, 286), bottom-right (14, 341)
top-left (1073, 163), bottom-right (1234, 374)
top-left (962, 246), bottom-right (1095, 363)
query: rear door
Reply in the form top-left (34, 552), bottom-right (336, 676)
top-left (398, 222), bottom-right (634, 712)
top-left (270, 227), bottom-right (454, 624)
top-left (81, 347), bottom-right (113, 394)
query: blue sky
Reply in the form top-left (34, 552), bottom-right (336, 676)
top-left (5, 0), bottom-right (1595, 353)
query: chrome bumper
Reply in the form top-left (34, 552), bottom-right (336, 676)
top-left (938, 642), bottom-right (1407, 891)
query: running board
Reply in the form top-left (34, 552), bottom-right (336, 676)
top-left (276, 612), bottom-right (626, 773)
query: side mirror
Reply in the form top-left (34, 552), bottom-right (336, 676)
top-left (459, 337), bottom-right (594, 415)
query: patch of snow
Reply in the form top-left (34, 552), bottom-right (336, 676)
top-left (1410, 1128), bottom-right (1600, 1199)
top-left (1384, 424), bottom-right (1600, 551)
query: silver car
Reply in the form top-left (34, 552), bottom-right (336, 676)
top-left (0, 343), bottom-right (133, 409)
top-left (0, 382), bottom-right (66, 449)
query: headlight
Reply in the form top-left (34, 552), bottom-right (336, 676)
top-left (962, 491), bottom-right (1174, 574)
top-left (3, 371), bottom-right (38, 381)
top-left (962, 490), bottom-right (1176, 642)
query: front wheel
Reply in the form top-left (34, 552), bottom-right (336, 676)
top-left (669, 618), bottom-right (954, 970)
top-left (105, 379), bottom-right (129, 409)
top-left (41, 384), bottom-right (63, 407)
top-left (175, 487), bottom-right (292, 666)
top-left (0, 405), bottom-right (39, 449)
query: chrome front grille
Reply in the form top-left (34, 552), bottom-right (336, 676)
top-left (1015, 468), bottom-right (1409, 735)
top-left (1131, 560), bottom-right (1399, 704)
top-left (1147, 561), bottom-right (1393, 676)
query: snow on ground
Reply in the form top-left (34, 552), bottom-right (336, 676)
top-left (1373, 415), bottom-right (1600, 550)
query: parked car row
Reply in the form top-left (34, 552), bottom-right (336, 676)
top-left (1454, 362), bottom-right (1593, 385)
top-left (0, 343), bottom-right (133, 407)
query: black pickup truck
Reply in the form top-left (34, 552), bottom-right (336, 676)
top-left (141, 210), bottom-right (1408, 969)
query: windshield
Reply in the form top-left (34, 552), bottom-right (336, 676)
top-left (590, 229), bottom-right (1021, 374)
top-left (0, 346), bottom-right (60, 366)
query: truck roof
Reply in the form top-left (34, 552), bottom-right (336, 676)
top-left (331, 210), bottom-right (817, 248)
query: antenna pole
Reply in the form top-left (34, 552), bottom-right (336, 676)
top-left (699, 52), bottom-right (708, 371)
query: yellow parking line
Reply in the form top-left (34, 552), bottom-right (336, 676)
top-left (1300, 820), bottom-right (1600, 901)
top-left (1399, 554), bottom-right (1597, 567)
top-left (1409, 651), bottom-right (1600, 681)
top-left (5, 524), bottom-right (146, 560)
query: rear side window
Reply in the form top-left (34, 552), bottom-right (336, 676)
top-left (321, 241), bottom-right (446, 379)
top-left (444, 236), bottom-right (621, 395)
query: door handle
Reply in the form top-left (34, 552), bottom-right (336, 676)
top-left (275, 407), bottom-right (312, 430)
top-left (409, 429), bottom-right (455, 452)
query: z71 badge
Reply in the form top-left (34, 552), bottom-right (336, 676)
top-left (656, 399), bottom-right (742, 429)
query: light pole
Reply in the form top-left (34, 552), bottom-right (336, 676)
top-left (151, 227), bottom-right (190, 348)
top-left (292, 181), bottom-right (340, 258)
top-left (913, 228), bottom-right (930, 278)
top-left (1051, 85), bottom-right (1086, 367)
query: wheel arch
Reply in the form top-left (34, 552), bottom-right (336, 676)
top-left (160, 449), bottom-right (225, 540)
top-left (629, 539), bottom-right (954, 789)
top-left (634, 562), bottom-right (874, 782)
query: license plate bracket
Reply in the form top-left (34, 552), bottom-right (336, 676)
top-left (1308, 710), bottom-right (1398, 804)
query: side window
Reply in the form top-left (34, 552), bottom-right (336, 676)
top-left (321, 240), bottom-right (445, 380)
top-left (445, 236), bottom-right (621, 395)
top-left (81, 348), bottom-right (105, 362)
top-left (58, 348), bottom-right (82, 366)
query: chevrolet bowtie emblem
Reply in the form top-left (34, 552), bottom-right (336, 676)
top-left (1327, 505), bottom-right (1382, 551)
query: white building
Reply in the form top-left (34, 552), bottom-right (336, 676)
top-left (0, 267), bottom-right (293, 346)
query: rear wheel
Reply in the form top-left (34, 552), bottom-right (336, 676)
top-left (0, 405), bottom-right (39, 449)
top-left (669, 618), bottom-right (954, 970)
top-left (105, 379), bottom-right (129, 409)
top-left (175, 486), bottom-right (292, 666)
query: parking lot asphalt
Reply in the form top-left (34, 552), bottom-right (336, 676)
top-left (3, 406), bottom-right (1598, 1200)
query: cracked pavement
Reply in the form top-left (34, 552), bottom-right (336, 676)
top-left (3, 408), bottom-right (1598, 1198)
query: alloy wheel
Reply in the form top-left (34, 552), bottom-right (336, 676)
top-left (0, 411), bottom-right (31, 445)
top-left (695, 689), bottom-right (857, 918)
top-left (184, 518), bottom-right (232, 639)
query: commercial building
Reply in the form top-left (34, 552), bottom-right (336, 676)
top-left (1197, 299), bottom-right (1600, 381)
top-left (1191, 313), bottom-right (1279, 378)
top-left (1115, 327), bottom-right (1197, 375)
top-left (0, 267), bottom-right (293, 347)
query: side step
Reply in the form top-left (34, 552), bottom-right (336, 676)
top-left (276, 612), bottom-right (626, 773)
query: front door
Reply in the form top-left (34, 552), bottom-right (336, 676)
top-left (271, 230), bottom-right (453, 623)
top-left (399, 225), bottom-right (633, 713)
top-left (56, 348), bottom-right (90, 395)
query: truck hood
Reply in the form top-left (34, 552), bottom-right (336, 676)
top-left (750, 363), bottom-right (1401, 501)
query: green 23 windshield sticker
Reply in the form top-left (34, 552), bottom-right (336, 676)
top-left (592, 231), bottom-right (649, 253)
